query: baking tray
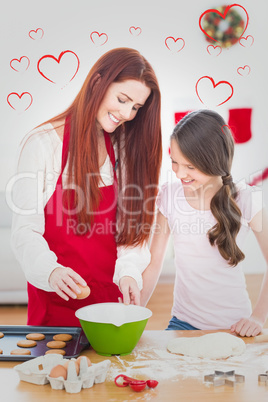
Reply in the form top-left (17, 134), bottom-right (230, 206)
top-left (0, 325), bottom-right (90, 361)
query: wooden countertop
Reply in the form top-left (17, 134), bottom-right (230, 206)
top-left (1, 330), bottom-right (268, 401)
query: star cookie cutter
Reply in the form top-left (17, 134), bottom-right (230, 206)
top-left (204, 370), bottom-right (245, 387)
top-left (258, 371), bottom-right (268, 385)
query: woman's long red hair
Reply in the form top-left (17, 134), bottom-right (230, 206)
top-left (47, 47), bottom-right (162, 247)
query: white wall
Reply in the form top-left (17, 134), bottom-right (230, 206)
top-left (1, 0), bottom-right (267, 275)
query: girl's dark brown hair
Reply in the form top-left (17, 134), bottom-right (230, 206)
top-left (171, 109), bottom-right (245, 266)
top-left (45, 47), bottom-right (162, 246)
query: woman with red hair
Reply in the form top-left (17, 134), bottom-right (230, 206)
top-left (11, 47), bottom-right (162, 326)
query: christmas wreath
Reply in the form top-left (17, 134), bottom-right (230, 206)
top-left (201, 5), bottom-right (245, 48)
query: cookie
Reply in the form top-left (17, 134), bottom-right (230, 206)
top-left (17, 340), bottom-right (37, 348)
top-left (53, 334), bottom-right (73, 342)
top-left (45, 349), bottom-right (66, 355)
top-left (26, 333), bottom-right (46, 341)
top-left (46, 340), bottom-right (66, 349)
top-left (0, 332), bottom-right (4, 339)
top-left (0, 349), bottom-right (2, 354)
top-left (11, 349), bottom-right (31, 355)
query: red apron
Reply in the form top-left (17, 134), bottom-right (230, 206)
top-left (27, 119), bottom-right (122, 326)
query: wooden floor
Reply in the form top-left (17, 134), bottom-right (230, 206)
top-left (0, 274), bottom-right (266, 330)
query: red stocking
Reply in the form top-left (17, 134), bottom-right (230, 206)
top-left (174, 111), bottom-right (192, 125)
top-left (228, 108), bottom-right (252, 144)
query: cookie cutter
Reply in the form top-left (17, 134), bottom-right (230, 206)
top-left (204, 370), bottom-right (245, 387)
top-left (258, 371), bottom-right (268, 385)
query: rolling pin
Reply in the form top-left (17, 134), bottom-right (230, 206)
top-left (254, 334), bottom-right (268, 343)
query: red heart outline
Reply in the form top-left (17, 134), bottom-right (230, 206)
top-left (10, 56), bottom-right (30, 72)
top-left (90, 31), bottom-right (108, 45)
top-left (195, 76), bottom-right (234, 106)
top-left (237, 65), bottom-right (251, 76)
top-left (7, 92), bottom-right (33, 111)
top-left (239, 35), bottom-right (254, 47)
top-left (207, 45), bottom-right (222, 56)
top-left (129, 26), bottom-right (142, 36)
top-left (28, 28), bottom-right (44, 40)
top-left (221, 124), bottom-right (232, 136)
top-left (37, 50), bottom-right (80, 84)
top-left (199, 4), bottom-right (249, 44)
top-left (165, 37), bottom-right (185, 52)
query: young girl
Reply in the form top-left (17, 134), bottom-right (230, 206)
top-left (141, 109), bottom-right (268, 337)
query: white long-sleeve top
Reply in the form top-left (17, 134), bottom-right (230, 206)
top-left (10, 123), bottom-right (150, 292)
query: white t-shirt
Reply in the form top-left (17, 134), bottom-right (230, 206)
top-left (157, 180), bottom-right (264, 330)
top-left (10, 124), bottom-right (150, 292)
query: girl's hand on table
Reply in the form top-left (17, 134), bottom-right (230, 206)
top-left (119, 276), bottom-right (140, 306)
top-left (49, 267), bottom-right (87, 301)
top-left (230, 316), bottom-right (263, 337)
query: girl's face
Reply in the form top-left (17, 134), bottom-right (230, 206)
top-left (96, 79), bottom-right (151, 133)
top-left (170, 138), bottom-right (222, 196)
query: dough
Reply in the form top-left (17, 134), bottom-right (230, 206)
top-left (167, 332), bottom-right (246, 359)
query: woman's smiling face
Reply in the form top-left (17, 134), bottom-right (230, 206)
top-left (96, 79), bottom-right (151, 133)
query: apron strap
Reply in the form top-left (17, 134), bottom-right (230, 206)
top-left (104, 131), bottom-right (118, 183)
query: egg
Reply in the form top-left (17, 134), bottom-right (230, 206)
top-left (76, 284), bottom-right (91, 299)
top-left (76, 355), bottom-right (92, 368)
top-left (49, 364), bottom-right (67, 379)
top-left (64, 360), bottom-right (80, 375)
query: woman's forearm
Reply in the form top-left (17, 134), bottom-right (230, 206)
top-left (140, 211), bottom-right (171, 306)
top-left (140, 261), bottom-right (163, 306)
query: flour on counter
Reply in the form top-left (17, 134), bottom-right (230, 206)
top-left (106, 342), bottom-right (268, 383)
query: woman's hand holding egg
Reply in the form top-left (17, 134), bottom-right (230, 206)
top-left (48, 267), bottom-right (88, 301)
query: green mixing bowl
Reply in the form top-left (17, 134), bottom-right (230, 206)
top-left (75, 303), bottom-right (152, 356)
